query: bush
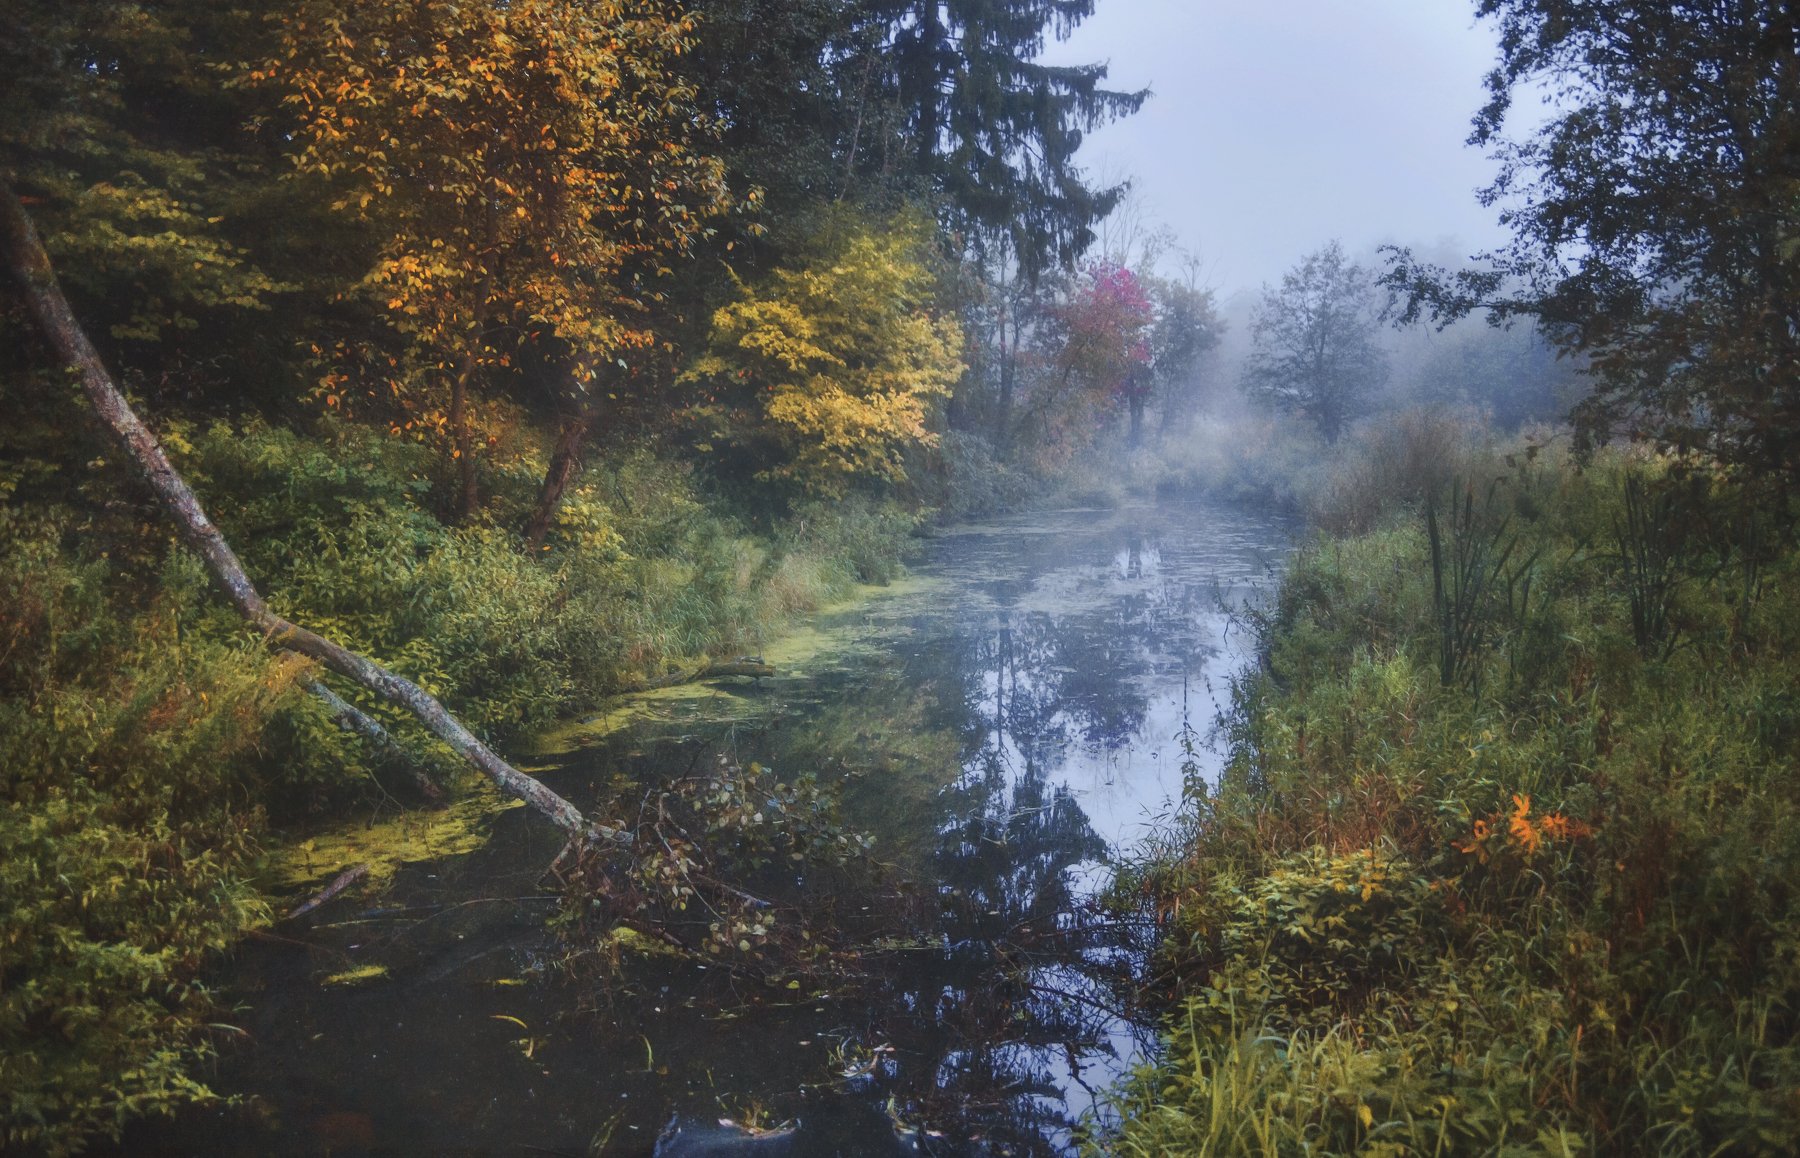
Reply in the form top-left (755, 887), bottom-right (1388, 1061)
top-left (0, 516), bottom-right (282, 1154)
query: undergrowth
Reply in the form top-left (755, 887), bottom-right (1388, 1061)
top-left (1102, 442), bottom-right (1800, 1155)
top-left (0, 418), bottom-right (919, 1153)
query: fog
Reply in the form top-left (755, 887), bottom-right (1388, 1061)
top-left (1039, 0), bottom-right (1514, 297)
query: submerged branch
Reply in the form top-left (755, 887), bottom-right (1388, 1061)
top-left (285, 863), bottom-right (372, 922)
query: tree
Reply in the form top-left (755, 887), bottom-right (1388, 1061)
top-left (1148, 268), bottom-right (1223, 437)
top-left (1243, 241), bottom-right (1387, 444)
top-left (685, 210), bottom-right (964, 498)
top-left (685, 0), bottom-right (1145, 279)
top-left (1010, 259), bottom-right (1153, 464)
top-left (254, 0), bottom-right (732, 521)
top-left (866, 0), bottom-right (1147, 277)
top-left (1385, 1), bottom-right (1800, 474)
top-left (1, 0), bottom-right (305, 394)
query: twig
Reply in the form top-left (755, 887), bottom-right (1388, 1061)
top-left (285, 863), bottom-right (372, 921)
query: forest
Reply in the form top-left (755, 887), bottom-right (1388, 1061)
top-left (4, 0), bottom-right (1799, 1154)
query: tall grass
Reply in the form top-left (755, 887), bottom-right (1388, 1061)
top-left (1103, 442), bottom-right (1800, 1156)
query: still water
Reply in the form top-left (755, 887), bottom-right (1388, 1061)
top-left (129, 501), bottom-right (1292, 1157)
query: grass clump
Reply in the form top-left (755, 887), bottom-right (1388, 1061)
top-left (1104, 444), bottom-right (1800, 1156)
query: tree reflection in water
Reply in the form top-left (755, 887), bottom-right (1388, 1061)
top-left (817, 524), bottom-right (1229, 1155)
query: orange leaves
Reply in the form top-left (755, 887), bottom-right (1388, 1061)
top-left (262, 0), bottom-right (729, 373)
top-left (1455, 792), bottom-right (1592, 863)
top-left (1536, 811), bottom-right (1592, 843)
top-left (1508, 793), bottom-right (1542, 855)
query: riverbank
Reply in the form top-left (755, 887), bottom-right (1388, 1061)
top-left (1101, 438), bottom-right (1800, 1154)
top-left (0, 417), bottom-right (932, 1154)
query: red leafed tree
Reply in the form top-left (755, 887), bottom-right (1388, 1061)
top-left (1017, 261), bottom-right (1153, 465)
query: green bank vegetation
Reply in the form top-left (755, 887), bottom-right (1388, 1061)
top-left (1103, 430), bottom-right (1800, 1155)
top-left (0, 419), bottom-right (914, 1151)
top-left (1102, 2), bottom-right (1800, 1150)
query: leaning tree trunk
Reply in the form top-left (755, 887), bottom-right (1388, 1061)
top-left (0, 180), bottom-right (626, 849)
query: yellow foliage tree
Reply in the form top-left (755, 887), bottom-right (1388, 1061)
top-left (252, 0), bottom-right (733, 517)
top-left (688, 213), bottom-right (964, 497)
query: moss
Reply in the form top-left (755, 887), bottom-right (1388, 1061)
top-left (263, 782), bottom-right (520, 894)
top-left (320, 964), bottom-right (390, 988)
top-left (600, 924), bottom-right (685, 960)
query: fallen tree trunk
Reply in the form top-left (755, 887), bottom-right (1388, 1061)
top-left (0, 180), bottom-right (626, 849)
top-left (285, 863), bottom-right (373, 922)
top-left (620, 658), bottom-right (778, 693)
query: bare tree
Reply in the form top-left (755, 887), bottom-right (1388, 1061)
top-left (1242, 240), bottom-right (1387, 443)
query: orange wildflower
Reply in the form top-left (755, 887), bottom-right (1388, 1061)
top-left (1453, 817), bottom-right (1492, 859)
top-left (1509, 794), bottom-right (1542, 855)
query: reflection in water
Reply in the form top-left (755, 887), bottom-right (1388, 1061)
top-left (120, 503), bottom-right (1289, 1157)
top-left (837, 513), bottom-right (1276, 1153)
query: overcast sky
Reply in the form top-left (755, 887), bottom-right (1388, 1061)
top-left (1039, 0), bottom-right (1513, 295)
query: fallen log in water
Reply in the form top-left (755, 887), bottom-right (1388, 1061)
top-left (286, 864), bottom-right (373, 922)
top-left (624, 658), bottom-right (778, 692)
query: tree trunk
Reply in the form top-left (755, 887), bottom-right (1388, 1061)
top-left (0, 180), bottom-right (626, 850)
top-left (305, 680), bottom-right (442, 801)
top-left (448, 352), bottom-right (480, 522)
top-left (521, 407), bottom-right (594, 551)
top-left (994, 298), bottom-right (1017, 456)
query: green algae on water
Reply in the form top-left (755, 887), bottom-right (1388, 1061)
top-left (266, 782), bottom-right (521, 894)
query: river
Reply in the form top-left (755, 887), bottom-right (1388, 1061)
top-left (125, 500), bottom-right (1293, 1157)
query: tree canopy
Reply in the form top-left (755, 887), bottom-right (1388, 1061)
top-left (1386, 0), bottom-right (1800, 473)
top-left (253, 0), bottom-right (734, 515)
top-left (687, 0), bottom-right (1144, 278)
top-left (685, 210), bottom-right (964, 497)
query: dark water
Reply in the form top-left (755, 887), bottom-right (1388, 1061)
top-left (126, 501), bottom-right (1292, 1157)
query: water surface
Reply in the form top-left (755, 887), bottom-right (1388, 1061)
top-left (130, 500), bottom-right (1292, 1157)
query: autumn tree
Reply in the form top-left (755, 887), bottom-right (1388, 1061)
top-left (1244, 241), bottom-right (1387, 444)
top-left (685, 210), bottom-right (964, 498)
top-left (1385, 1), bottom-right (1800, 475)
top-left (1010, 260), bottom-right (1154, 465)
top-left (254, 0), bottom-right (733, 522)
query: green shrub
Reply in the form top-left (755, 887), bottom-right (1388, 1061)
top-left (0, 516), bottom-right (282, 1154)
